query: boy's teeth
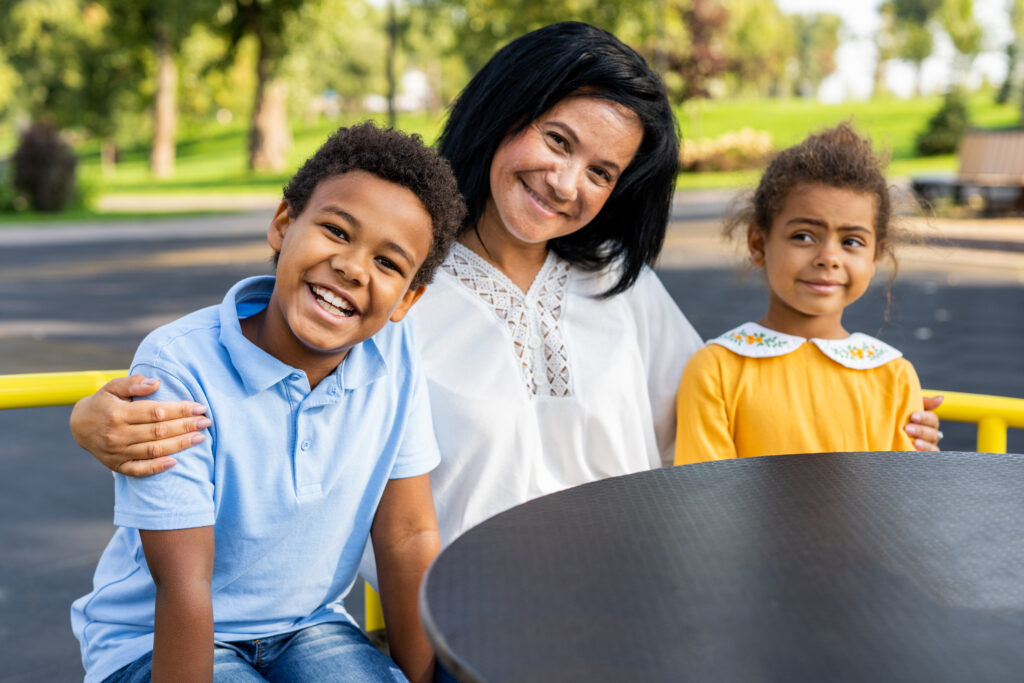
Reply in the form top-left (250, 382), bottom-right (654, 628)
top-left (311, 285), bottom-right (355, 316)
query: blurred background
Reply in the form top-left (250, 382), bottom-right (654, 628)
top-left (0, 0), bottom-right (1022, 216)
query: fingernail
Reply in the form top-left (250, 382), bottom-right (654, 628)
top-left (196, 418), bottom-right (212, 429)
top-left (191, 405), bottom-right (207, 415)
top-left (906, 425), bottom-right (919, 436)
top-left (163, 458), bottom-right (178, 470)
top-left (911, 412), bottom-right (923, 421)
top-left (915, 439), bottom-right (929, 449)
top-left (190, 433), bottom-right (206, 445)
top-left (142, 378), bottom-right (159, 387)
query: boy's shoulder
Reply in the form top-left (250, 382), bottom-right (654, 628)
top-left (134, 303), bottom-right (222, 369)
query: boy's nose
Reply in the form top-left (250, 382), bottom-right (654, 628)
top-left (332, 252), bottom-right (369, 284)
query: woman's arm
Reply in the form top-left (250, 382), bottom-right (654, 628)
top-left (907, 395), bottom-right (944, 451)
top-left (140, 526), bottom-right (215, 683)
top-left (69, 375), bottom-right (209, 476)
top-left (371, 474), bottom-right (441, 683)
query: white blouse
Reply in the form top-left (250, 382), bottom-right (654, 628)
top-left (412, 243), bottom-right (704, 546)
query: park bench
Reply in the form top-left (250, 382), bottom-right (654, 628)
top-left (911, 129), bottom-right (1024, 215)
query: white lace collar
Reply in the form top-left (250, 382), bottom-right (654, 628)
top-left (442, 243), bottom-right (574, 397)
top-left (709, 321), bottom-right (903, 370)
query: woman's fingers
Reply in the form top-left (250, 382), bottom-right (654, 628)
top-left (116, 456), bottom-right (180, 478)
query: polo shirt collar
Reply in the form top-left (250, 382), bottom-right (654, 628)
top-left (218, 276), bottom-right (388, 396)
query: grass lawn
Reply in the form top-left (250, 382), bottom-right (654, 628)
top-left (3, 92), bottom-right (1021, 218)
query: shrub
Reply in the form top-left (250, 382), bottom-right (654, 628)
top-left (12, 123), bottom-right (78, 212)
top-left (680, 127), bottom-right (774, 172)
top-left (915, 89), bottom-right (969, 156)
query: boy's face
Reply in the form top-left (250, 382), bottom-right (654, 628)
top-left (266, 171), bottom-right (432, 361)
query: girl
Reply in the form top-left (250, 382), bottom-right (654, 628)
top-left (675, 124), bottom-right (923, 464)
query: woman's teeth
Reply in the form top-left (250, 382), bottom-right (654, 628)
top-left (311, 285), bottom-right (355, 317)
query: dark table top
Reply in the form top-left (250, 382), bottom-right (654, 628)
top-left (420, 451), bottom-right (1024, 683)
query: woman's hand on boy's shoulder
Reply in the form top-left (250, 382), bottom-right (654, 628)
top-left (907, 395), bottom-right (944, 452)
top-left (69, 374), bottom-right (210, 477)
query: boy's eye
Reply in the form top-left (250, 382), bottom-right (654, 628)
top-left (376, 256), bottom-right (402, 274)
top-left (324, 224), bottom-right (348, 240)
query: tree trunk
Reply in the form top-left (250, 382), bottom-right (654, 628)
top-left (150, 26), bottom-right (177, 179)
top-left (101, 138), bottom-right (117, 177)
top-left (249, 37), bottom-right (291, 172)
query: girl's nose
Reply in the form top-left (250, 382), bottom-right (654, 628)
top-left (815, 244), bottom-right (842, 269)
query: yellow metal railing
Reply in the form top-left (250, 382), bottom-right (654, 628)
top-left (928, 389), bottom-right (1024, 454)
top-left (0, 370), bottom-right (128, 410)
top-left (2, 372), bottom-right (1021, 632)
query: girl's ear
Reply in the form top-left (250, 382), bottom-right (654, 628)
top-left (268, 200), bottom-right (293, 253)
top-left (747, 223), bottom-right (766, 267)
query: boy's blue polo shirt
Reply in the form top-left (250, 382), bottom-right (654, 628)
top-left (70, 276), bottom-right (440, 683)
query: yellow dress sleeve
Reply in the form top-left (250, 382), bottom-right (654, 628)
top-left (890, 358), bottom-right (924, 450)
top-left (675, 346), bottom-right (739, 465)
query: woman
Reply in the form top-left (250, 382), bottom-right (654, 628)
top-left (70, 22), bottom-right (942, 549)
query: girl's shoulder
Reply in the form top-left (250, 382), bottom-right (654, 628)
top-left (707, 322), bottom-right (905, 370)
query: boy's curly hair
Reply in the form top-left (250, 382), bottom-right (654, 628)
top-left (727, 123), bottom-right (894, 260)
top-left (282, 122), bottom-right (466, 287)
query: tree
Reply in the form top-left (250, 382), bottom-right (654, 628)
top-left (721, 0), bottom-right (794, 98)
top-left (873, 2), bottom-right (900, 96)
top-left (790, 12), bottom-right (841, 98)
top-left (100, 0), bottom-right (218, 177)
top-left (996, 0), bottom-right (1024, 110)
top-left (888, 0), bottom-right (943, 96)
top-left (937, 0), bottom-right (982, 86)
top-left (216, 0), bottom-right (309, 172)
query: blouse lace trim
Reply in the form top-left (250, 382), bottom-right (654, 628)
top-left (442, 243), bottom-right (574, 397)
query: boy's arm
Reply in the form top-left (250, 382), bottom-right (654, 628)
top-left (140, 526), bottom-right (215, 683)
top-left (371, 473), bottom-right (440, 683)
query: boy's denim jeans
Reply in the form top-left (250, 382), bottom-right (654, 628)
top-left (103, 621), bottom-right (406, 682)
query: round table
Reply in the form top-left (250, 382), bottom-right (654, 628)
top-left (420, 451), bottom-right (1024, 682)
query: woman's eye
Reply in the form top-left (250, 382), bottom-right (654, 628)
top-left (590, 167), bottom-right (612, 184)
top-left (547, 131), bottom-right (568, 149)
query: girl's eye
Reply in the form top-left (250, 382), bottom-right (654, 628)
top-left (791, 232), bottom-right (813, 243)
top-left (843, 237), bottom-right (867, 248)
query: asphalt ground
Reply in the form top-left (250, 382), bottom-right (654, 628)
top-left (1, 196), bottom-right (1023, 680)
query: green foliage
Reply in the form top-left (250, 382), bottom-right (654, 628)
top-left (12, 123), bottom-right (78, 211)
top-left (790, 12), bottom-right (841, 97)
top-left (915, 89), bottom-right (970, 155)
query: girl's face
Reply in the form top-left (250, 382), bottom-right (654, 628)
top-left (749, 183), bottom-right (879, 339)
top-left (479, 95), bottom-right (643, 248)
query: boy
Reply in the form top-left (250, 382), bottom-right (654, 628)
top-left (71, 123), bottom-right (466, 683)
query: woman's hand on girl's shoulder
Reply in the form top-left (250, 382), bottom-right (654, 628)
top-left (906, 395), bottom-right (944, 452)
top-left (69, 374), bottom-right (209, 477)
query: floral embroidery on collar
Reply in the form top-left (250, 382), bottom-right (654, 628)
top-left (710, 322), bottom-right (903, 370)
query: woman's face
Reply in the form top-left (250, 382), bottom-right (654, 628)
top-left (480, 96), bottom-right (644, 247)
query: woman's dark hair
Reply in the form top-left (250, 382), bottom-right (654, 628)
top-left (438, 21), bottom-right (679, 296)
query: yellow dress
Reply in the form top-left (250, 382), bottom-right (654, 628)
top-left (675, 322), bottom-right (923, 465)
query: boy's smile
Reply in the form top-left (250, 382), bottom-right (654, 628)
top-left (244, 171), bottom-right (432, 387)
top-left (750, 183), bottom-right (878, 340)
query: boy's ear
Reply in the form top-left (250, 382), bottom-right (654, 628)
top-left (268, 200), bottom-right (293, 253)
top-left (389, 285), bottom-right (427, 323)
top-left (747, 223), bottom-right (766, 267)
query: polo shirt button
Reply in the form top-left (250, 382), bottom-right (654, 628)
top-left (290, 373), bottom-right (301, 381)
top-left (300, 439), bottom-right (312, 451)
top-left (329, 386), bottom-right (339, 396)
